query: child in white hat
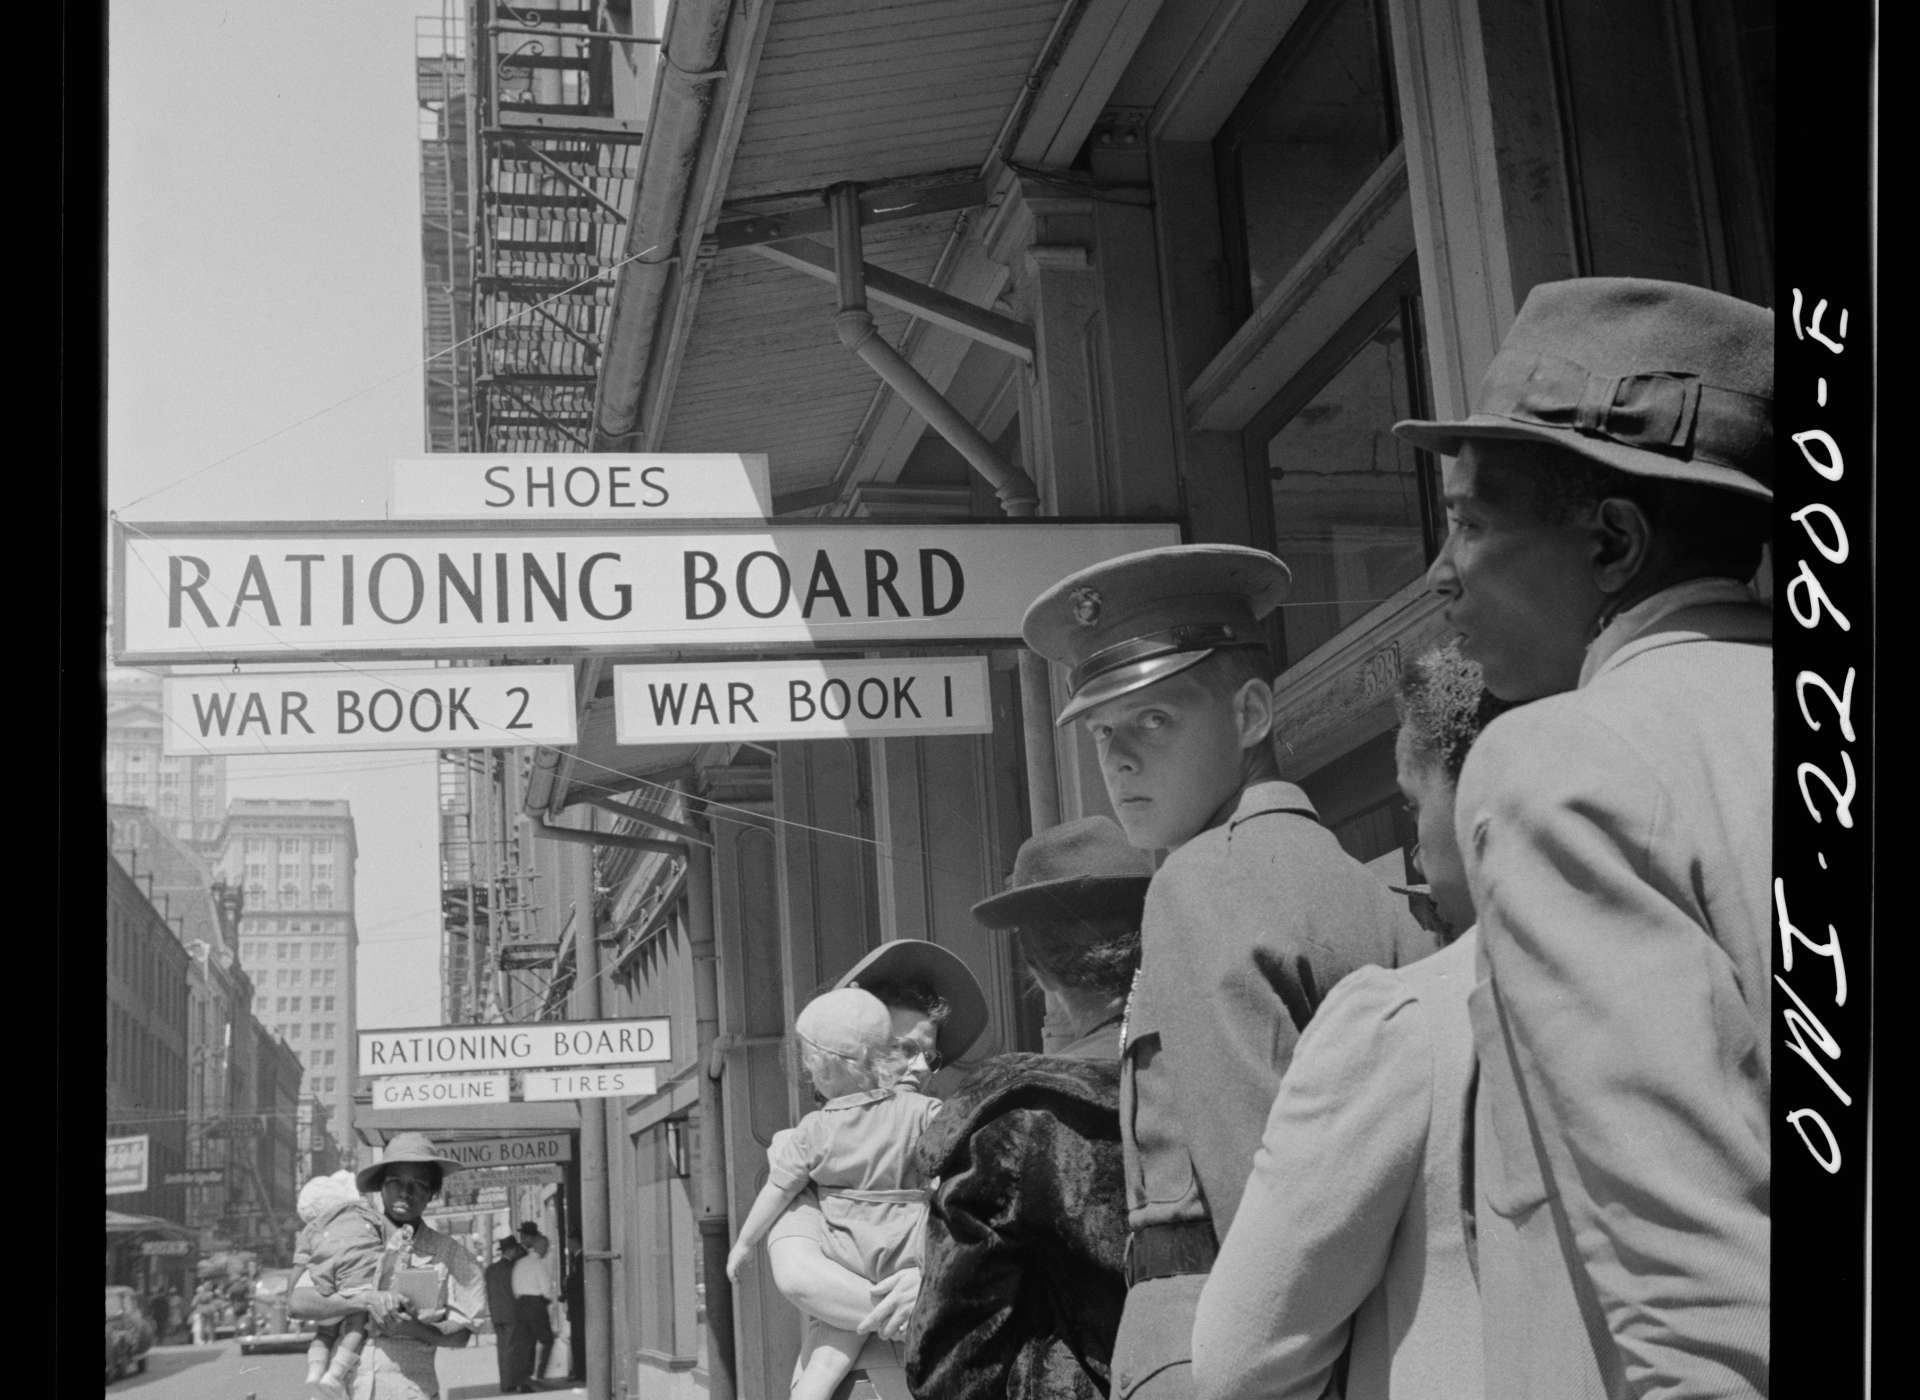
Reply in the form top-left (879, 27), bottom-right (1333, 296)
top-left (727, 986), bottom-right (941, 1400)
top-left (293, 1168), bottom-right (387, 1399)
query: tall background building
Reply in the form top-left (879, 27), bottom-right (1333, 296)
top-left (107, 668), bottom-right (228, 851)
top-left (216, 798), bottom-right (361, 1162)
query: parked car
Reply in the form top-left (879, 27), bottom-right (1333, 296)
top-left (236, 1267), bottom-right (319, 1355)
top-left (105, 1286), bottom-right (155, 1383)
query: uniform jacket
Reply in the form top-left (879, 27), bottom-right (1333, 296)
top-left (1115, 779), bottom-right (1433, 1399)
top-left (1456, 590), bottom-right (1772, 1399)
top-left (906, 1054), bottom-right (1128, 1400)
top-left (1193, 934), bottom-right (1483, 1400)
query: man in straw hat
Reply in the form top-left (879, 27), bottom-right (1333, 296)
top-left (291, 1131), bottom-right (486, 1399)
top-left (1022, 546), bottom-right (1434, 1400)
top-left (1395, 276), bottom-right (1773, 1396)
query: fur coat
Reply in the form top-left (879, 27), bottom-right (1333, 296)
top-left (905, 1053), bottom-right (1128, 1400)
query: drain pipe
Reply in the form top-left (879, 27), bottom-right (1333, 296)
top-left (827, 183), bottom-right (1040, 517)
top-left (826, 183), bottom-right (1060, 819)
top-left (686, 828), bottom-right (736, 1400)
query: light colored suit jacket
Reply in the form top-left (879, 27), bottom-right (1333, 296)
top-left (1193, 934), bottom-right (1483, 1400)
top-left (1455, 596), bottom-right (1772, 1399)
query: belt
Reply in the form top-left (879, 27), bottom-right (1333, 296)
top-left (1124, 1221), bottom-right (1217, 1285)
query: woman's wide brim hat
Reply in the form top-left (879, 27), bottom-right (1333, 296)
top-left (836, 939), bottom-right (990, 1065)
top-left (1392, 277), bottom-right (1773, 501)
top-left (355, 1131), bottom-right (466, 1194)
top-left (971, 816), bottom-right (1154, 933)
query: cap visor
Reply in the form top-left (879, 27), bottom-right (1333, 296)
top-left (1054, 649), bottom-right (1217, 727)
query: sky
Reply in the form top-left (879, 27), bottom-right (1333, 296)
top-left (108, 1), bottom-right (459, 1027)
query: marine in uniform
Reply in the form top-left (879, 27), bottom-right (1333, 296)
top-left (1023, 546), bottom-right (1434, 1400)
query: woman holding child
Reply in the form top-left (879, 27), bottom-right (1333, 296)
top-left (758, 938), bottom-right (990, 1400)
top-left (739, 819), bottom-right (1150, 1400)
top-left (289, 1132), bottom-right (486, 1400)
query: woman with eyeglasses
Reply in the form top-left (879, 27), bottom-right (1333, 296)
top-left (762, 939), bottom-right (990, 1400)
top-left (289, 1132), bottom-right (486, 1400)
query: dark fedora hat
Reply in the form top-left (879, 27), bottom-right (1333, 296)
top-left (836, 939), bottom-right (990, 1065)
top-left (1393, 277), bottom-right (1773, 500)
top-left (354, 1131), bottom-right (465, 1194)
top-left (971, 817), bottom-right (1154, 931)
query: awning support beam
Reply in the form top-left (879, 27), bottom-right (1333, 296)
top-left (826, 182), bottom-right (1040, 516)
top-left (749, 238), bottom-right (1033, 363)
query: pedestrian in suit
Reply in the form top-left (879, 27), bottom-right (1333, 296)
top-left (1022, 546), bottom-right (1434, 1400)
top-left (1194, 642), bottom-right (1507, 1400)
top-left (1395, 277), bottom-right (1774, 1397)
top-left (485, 1237), bottom-right (524, 1392)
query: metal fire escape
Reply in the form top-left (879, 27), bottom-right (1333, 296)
top-left (470, 0), bottom-right (648, 452)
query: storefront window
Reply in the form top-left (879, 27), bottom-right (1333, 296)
top-left (1216, 0), bottom-right (1399, 318)
top-left (1248, 269), bottom-right (1434, 667)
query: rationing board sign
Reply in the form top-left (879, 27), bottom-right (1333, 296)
top-left (162, 666), bottom-right (577, 754)
top-left (389, 453), bottom-right (772, 520)
top-left (359, 1019), bottom-right (671, 1077)
top-left (112, 520), bottom-right (1180, 662)
top-left (438, 1135), bottom-right (573, 1169)
top-left (615, 656), bottom-right (991, 743)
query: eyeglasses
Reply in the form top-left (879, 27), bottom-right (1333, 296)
top-left (896, 1040), bottom-right (943, 1072)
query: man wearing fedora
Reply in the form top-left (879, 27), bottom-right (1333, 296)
top-left (290, 1131), bottom-right (487, 1400)
top-left (1395, 277), bottom-right (1773, 1397)
top-left (1022, 548), bottom-right (1434, 1400)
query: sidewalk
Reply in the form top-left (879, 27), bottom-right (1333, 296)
top-left (439, 1335), bottom-right (586, 1400)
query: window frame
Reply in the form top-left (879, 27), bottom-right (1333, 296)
top-left (1238, 256), bottom-right (1440, 668)
top-left (1214, 0), bottom-right (1403, 329)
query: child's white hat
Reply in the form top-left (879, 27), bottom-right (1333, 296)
top-left (297, 1168), bottom-right (363, 1220)
top-left (794, 987), bottom-right (894, 1061)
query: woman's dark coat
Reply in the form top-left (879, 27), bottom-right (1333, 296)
top-left (905, 1052), bottom-right (1128, 1400)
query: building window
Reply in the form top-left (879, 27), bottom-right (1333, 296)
top-left (290, 996), bottom-right (303, 1012)
top-left (324, 1022), bottom-right (336, 1039)
top-left (281, 839), bottom-right (300, 855)
top-left (313, 838), bottom-right (334, 856)
top-left (1215, 0), bottom-right (1400, 321)
top-left (1243, 264), bottom-right (1436, 666)
top-left (275, 996), bottom-right (287, 1012)
top-left (275, 942), bottom-right (288, 961)
top-left (310, 942), bottom-right (325, 959)
top-left (311, 1022), bottom-right (324, 1039)
top-left (313, 883), bottom-right (333, 907)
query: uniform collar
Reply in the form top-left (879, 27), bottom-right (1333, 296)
top-left (1581, 577), bottom-right (1768, 687)
top-left (1227, 778), bottom-right (1319, 828)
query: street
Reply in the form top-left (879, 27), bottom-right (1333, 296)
top-left (104, 1338), bottom-right (586, 1400)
